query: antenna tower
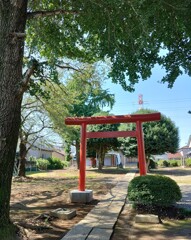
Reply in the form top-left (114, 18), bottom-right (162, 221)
top-left (138, 94), bottom-right (144, 109)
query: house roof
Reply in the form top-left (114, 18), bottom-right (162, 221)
top-left (53, 149), bottom-right (65, 156)
top-left (31, 143), bottom-right (65, 155)
top-left (179, 145), bottom-right (189, 150)
top-left (167, 152), bottom-right (182, 159)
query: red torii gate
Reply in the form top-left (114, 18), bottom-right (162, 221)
top-left (65, 112), bottom-right (161, 191)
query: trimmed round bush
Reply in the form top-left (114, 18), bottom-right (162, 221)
top-left (128, 175), bottom-right (182, 207)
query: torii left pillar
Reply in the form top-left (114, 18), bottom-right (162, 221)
top-left (79, 123), bottom-right (86, 191)
top-left (70, 123), bottom-right (93, 203)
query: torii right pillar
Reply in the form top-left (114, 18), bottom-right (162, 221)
top-left (136, 121), bottom-right (146, 175)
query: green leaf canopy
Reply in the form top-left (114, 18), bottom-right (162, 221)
top-left (27, 0), bottom-right (191, 91)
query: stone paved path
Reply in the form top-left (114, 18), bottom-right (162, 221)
top-left (61, 172), bottom-right (135, 240)
top-left (177, 185), bottom-right (191, 210)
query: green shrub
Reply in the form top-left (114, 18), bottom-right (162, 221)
top-left (63, 160), bottom-right (70, 167)
top-left (163, 160), bottom-right (170, 167)
top-left (47, 157), bottom-right (65, 170)
top-left (157, 159), bottom-right (170, 167)
top-left (185, 158), bottom-right (191, 167)
top-left (157, 159), bottom-right (163, 167)
top-left (36, 158), bottom-right (50, 170)
top-left (128, 175), bottom-right (182, 207)
top-left (149, 159), bottom-right (158, 169)
top-left (169, 159), bottom-right (181, 167)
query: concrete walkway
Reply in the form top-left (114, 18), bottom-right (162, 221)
top-left (61, 172), bottom-right (135, 240)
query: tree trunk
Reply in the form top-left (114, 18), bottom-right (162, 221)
top-left (0, 1), bottom-right (28, 228)
top-left (98, 148), bottom-right (105, 170)
top-left (18, 140), bottom-right (27, 177)
top-left (76, 140), bottom-right (80, 169)
top-left (98, 156), bottom-right (102, 170)
top-left (146, 155), bottom-right (150, 173)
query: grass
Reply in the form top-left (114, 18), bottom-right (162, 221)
top-left (26, 167), bottom-right (130, 179)
top-left (26, 169), bottom-right (79, 179)
top-left (164, 219), bottom-right (191, 230)
top-left (150, 167), bottom-right (191, 184)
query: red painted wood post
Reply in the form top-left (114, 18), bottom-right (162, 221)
top-left (79, 123), bottom-right (87, 191)
top-left (136, 121), bottom-right (147, 175)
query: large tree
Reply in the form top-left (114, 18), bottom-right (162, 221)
top-left (119, 109), bottom-right (179, 168)
top-left (87, 112), bottom-right (120, 170)
top-left (44, 65), bottom-right (115, 168)
top-left (0, 0), bottom-right (190, 234)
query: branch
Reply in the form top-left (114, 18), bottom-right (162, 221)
top-left (26, 135), bottom-right (45, 153)
top-left (163, 2), bottom-right (187, 10)
top-left (27, 9), bottom-right (78, 19)
top-left (21, 109), bottom-right (37, 125)
top-left (21, 108), bottom-right (44, 125)
top-left (25, 115), bottom-right (53, 137)
top-left (55, 64), bottom-right (82, 72)
top-left (18, 64), bottom-right (36, 96)
top-left (26, 132), bottom-right (54, 152)
top-left (22, 100), bottom-right (38, 109)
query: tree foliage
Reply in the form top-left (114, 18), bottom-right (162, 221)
top-left (44, 65), bottom-right (115, 167)
top-left (26, 0), bottom-right (191, 91)
top-left (119, 109), bottom-right (179, 159)
top-left (87, 111), bottom-right (120, 170)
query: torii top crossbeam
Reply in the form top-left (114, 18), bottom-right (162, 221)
top-left (65, 112), bottom-right (161, 191)
top-left (65, 113), bottom-right (160, 125)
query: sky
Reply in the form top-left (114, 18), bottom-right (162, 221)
top-left (103, 65), bottom-right (191, 148)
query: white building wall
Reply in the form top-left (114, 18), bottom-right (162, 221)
top-left (154, 154), bottom-right (168, 160)
top-left (86, 158), bottom-right (92, 166)
top-left (27, 148), bottom-right (52, 159)
top-left (104, 156), bottom-right (112, 166)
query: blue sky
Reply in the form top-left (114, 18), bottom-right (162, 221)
top-left (103, 65), bottom-right (191, 148)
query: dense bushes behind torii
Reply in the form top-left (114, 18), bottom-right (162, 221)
top-left (36, 157), bottom-right (69, 170)
top-left (157, 158), bottom-right (191, 167)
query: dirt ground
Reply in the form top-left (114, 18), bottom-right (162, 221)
top-left (11, 167), bottom-right (128, 240)
top-left (112, 203), bottom-right (191, 240)
top-left (11, 167), bottom-right (191, 240)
